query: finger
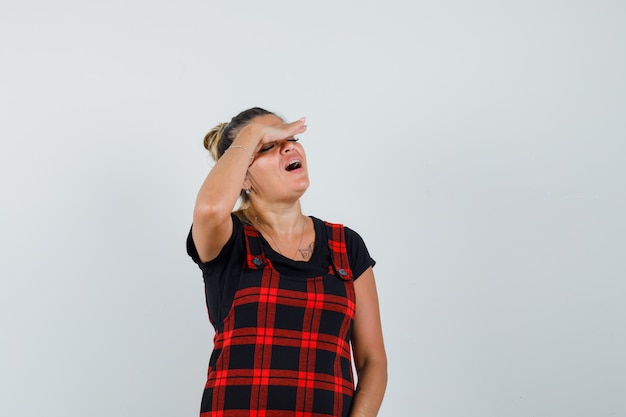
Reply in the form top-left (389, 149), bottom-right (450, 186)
top-left (285, 117), bottom-right (307, 136)
top-left (262, 118), bottom-right (307, 143)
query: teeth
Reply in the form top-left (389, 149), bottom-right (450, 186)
top-left (286, 160), bottom-right (301, 171)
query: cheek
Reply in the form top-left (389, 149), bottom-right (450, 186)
top-left (246, 163), bottom-right (273, 187)
top-left (296, 144), bottom-right (307, 159)
top-left (249, 158), bottom-right (271, 173)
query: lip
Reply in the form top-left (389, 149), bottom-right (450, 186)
top-left (282, 147), bottom-right (304, 173)
top-left (283, 155), bottom-right (304, 172)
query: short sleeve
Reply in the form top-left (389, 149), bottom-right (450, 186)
top-left (186, 213), bottom-right (243, 267)
top-left (344, 226), bottom-right (376, 280)
top-left (186, 226), bottom-right (202, 264)
top-left (185, 214), bottom-right (246, 326)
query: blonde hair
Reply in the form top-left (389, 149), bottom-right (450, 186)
top-left (203, 122), bottom-right (229, 162)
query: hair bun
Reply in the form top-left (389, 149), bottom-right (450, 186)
top-left (203, 122), bottom-right (229, 162)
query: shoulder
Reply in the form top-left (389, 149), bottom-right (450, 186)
top-left (343, 225), bottom-right (376, 280)
top-left (314, 217), bottom-right (368, 248)
top-left (343, 225), bottom-right (367, 247)
top-left (187, 212), bottom-right (245, 267)
top-left (314, 217), bottom-right (376, 279)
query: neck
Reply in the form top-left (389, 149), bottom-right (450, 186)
top-left (247, 202), bottom-right (304, 235)
top-left (246, 204), bottom-right (309, 260)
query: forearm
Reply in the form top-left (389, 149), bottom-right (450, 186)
top-left (194, 128), bottom-right (260, 220)
top-left (350, 359), bottom-right (388, 417)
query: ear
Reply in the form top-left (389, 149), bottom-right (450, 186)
top-left (242, 175), bottom-right (251, 193)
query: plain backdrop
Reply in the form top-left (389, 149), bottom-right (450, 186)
top-left (1, 1), bottom-right (625, 416)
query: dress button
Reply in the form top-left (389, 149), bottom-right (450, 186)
top-left (337, 268), bottom-right (347, 277)
top-left (252, 257), bottom-right (264, 267)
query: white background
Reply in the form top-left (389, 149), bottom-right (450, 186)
top-left (1, 1), bottom-right (625, 416)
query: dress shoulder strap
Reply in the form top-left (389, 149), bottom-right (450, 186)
top-left (242, 224), bottom-right (268, 269)
top-left (324, 221), bottom-right (353, 281)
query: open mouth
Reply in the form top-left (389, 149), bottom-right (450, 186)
top-left (285, 159), bottom-right (302, 171)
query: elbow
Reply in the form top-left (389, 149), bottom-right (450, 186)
top-left (356, 354), bottom-right (388, 383)
top-left (376, 356), bottom-right (389, 385)
top-left (193, 200), bottom-right (231, 225)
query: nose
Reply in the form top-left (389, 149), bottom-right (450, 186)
top-left (280, 140), bottom-right (295, 153)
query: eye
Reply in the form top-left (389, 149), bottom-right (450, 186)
top-left (288, 137), bottom-right (299, 142)
top-left (260, 143), bottom-right (275, 152)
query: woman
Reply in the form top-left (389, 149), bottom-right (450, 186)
top-left (187, 107), bottom-right (387, 416)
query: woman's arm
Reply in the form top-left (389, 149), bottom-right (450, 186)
top-left (192, 125), bottom-right (260, 262)
top-left (192, 118), bottom-right (307, 262)
top-left (350, 267), bottom-right (387, 417)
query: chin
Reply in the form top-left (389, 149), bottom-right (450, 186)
top-left (297, 178), bottom-right (310, 192)
top-left (291, 183), bottom-right (310, 200)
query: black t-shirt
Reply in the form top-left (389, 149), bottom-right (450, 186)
top-left (187, 213), bottom-right (375, 328)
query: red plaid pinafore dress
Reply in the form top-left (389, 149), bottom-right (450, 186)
top-left (200, 221), bottom-right (356, 416)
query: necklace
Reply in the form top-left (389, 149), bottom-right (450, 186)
top-left (251, 213), bottom-right (306, 260)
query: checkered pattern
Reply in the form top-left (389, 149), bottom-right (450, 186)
top-left (200, 222), bottom-right (356, 416)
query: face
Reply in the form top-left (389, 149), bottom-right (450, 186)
top-left (244, 115), bottom-right (310, 203)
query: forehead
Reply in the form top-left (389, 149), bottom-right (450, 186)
top-left (253, 114), bottom-right (284, 126)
